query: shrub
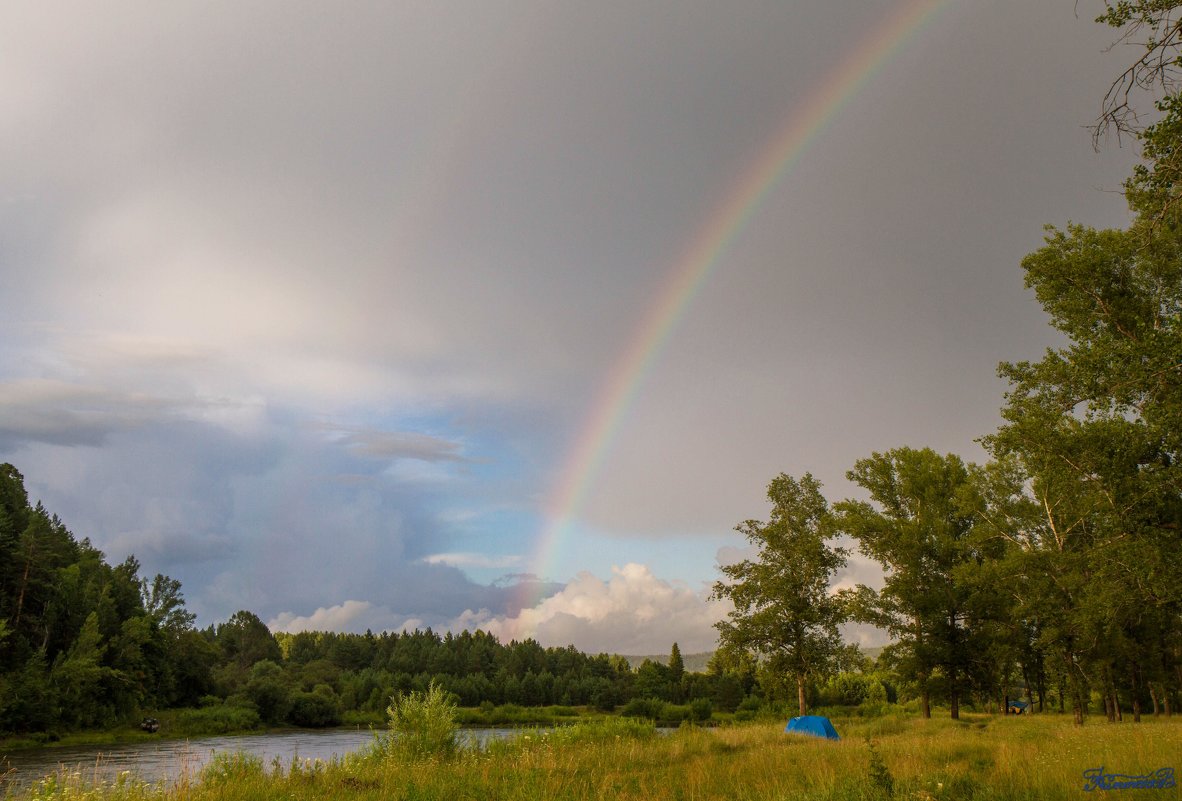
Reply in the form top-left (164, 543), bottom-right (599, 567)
top-left (288, 690), bottom-right (340, 727)
top-left (174, 704), bottom-right (261, 735)
top-left (591, 686), bottom-right (618, 712)
top-left (385, 681), bottom-right (459, 761)
top-left (821, 672), bottom-right (870, 707)
top-left (621, 697), bottom-right (665, 720)
top-left (736, 695), bottom-right (762, 713)
top-left (689, 697), bottom-right (713, 722)
top-left (660, 704), bottom-right (689, 723)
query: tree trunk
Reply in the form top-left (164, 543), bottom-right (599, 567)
top-left (950, 689), bottom-right (959, 720)
top-left (13, 544), bottom-right (34, 627)
top-left (1131, 665), bottom-right (1141, 722)
top-left (1149, 683), bottom-right (1160, 717)
top-left (921, 689), bottom-right (931, 719)
top-left (797, 675), bottom-right (807, 718)
top-left (1035, 660), bottom-right (1046, 713)
top-left (1020, 663), bottom-right (1031, 715)
top-left (1069, 653), bottom-right (1086, 725)
top-left (1103, 667), bottom-right (1117, 722)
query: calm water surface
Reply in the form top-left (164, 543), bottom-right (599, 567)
top-left (1, 728), bottom-right (517, 791)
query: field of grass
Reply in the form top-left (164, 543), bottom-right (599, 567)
top-left (6, 713), bottom-right (1179, 801)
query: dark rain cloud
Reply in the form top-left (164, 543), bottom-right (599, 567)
top-left (0, 2), bottom-right (1152, 648)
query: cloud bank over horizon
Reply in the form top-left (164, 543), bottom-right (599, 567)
top-left (267, 563), bottom-right (731, 655)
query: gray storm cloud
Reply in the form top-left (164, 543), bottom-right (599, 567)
top-left (0, 2), bottom-right (1147, 647)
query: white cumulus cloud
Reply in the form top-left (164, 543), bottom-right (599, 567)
top-left (451, 563), bottom-right (730, 655)
top-left (269, 600), bottom-right (376, 634)
top-left (422, 552), bottom-right (522, 569)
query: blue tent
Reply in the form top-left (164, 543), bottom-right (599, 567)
top-left (785, 715), bottom-right (840, 740)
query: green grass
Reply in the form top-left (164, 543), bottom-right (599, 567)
top-left (4, 713), bottom-right (1179, 801)
top-left (454, 704), bottom-right (600, 727)
top-left (0, 708), bottom-right (264, 754)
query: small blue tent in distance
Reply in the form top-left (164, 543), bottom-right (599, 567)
top-left (785, 715), bottom-right (840, 740)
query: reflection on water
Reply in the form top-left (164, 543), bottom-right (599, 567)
top-left (0, 727), bottom-right (514, 791)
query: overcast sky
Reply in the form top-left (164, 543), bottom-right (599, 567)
top-left (0, 1), bottom-right (1145, 654)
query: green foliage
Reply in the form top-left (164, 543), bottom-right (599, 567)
top-left (384, 681), bottom-right (459, 761)
top-left (172, 704), bottom-right (262, 735)
top-left (688, 697), bottom-right (713, 722)
top-left (981, 94), bottom-right (1182, 721)
top-left (667, 643), bottom-right (685, 701)
top-left (620, 697), bottom-right (665, 720)
top-left (217, 611), bottom-right (282, 668)
top-left (820, 672), bottom-right (875, 707)
top-left (287, 685), bottom-right (340, 727)
top-left (244, 660), bottom-right (292, 724)
top-left (1092, 1), bottom-right (1182, 138)
top-left (837, 448), bottom-right (1003, 720)
top-left (712, 473), bottom-right (848, 717)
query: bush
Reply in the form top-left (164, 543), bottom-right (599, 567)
top-left (821, 673), bottom-right (870, 707)
top-left (591, 686), bottom-right (618, 712)
top-left (660, 704), bottom-right (689, 723)
top-left (288, 690), bottom-right (340, 727)
top-left (736, 695), bottom-right (762, 713)
top-left (174, 704), bottom-right (261, 735)
top-left (621, 697), bottom-right (665, 720)
top-left (689, 698), bottom-right (713, 722)
top-left (384, 681), bottom-right (459, 761)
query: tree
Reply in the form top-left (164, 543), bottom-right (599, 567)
top-left (141, 573), bottom-right (196, 633)
top-left (712, 473), bottom-right (848, 717)
top-left (983, 181), bottom-right (1182, 722)
top-left (217, 610), bottom-right (282, 668)
top-left (838, 448), bottom-right (998, 719)
top-left (1093, 1), bottom-right (1182, 141)
top-left (634, 659), bottom-right (673, 701)
top-left (668, 642), bottom-right (685, 702)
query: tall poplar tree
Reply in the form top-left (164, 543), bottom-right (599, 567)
top-left (838, 448), bottom-right (997, 719)
top-left (712, 473), bottom-right (847, 717)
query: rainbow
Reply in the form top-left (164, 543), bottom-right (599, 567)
top-left (515, 0), bottom-right (950, 626)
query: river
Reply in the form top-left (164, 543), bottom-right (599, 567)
top-left (0, 727), bottom-right (519, 791)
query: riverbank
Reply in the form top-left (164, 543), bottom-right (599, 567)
top-left (5, 714), bottom-right (1179, 801)
top-left (0, 701), bottom-right (726, 755)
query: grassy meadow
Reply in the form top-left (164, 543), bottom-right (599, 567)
top-left (6, 712), bottom-right (1179, 801)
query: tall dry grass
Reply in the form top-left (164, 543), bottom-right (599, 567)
top-left (6, 713), bottom-right (1179, 801)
